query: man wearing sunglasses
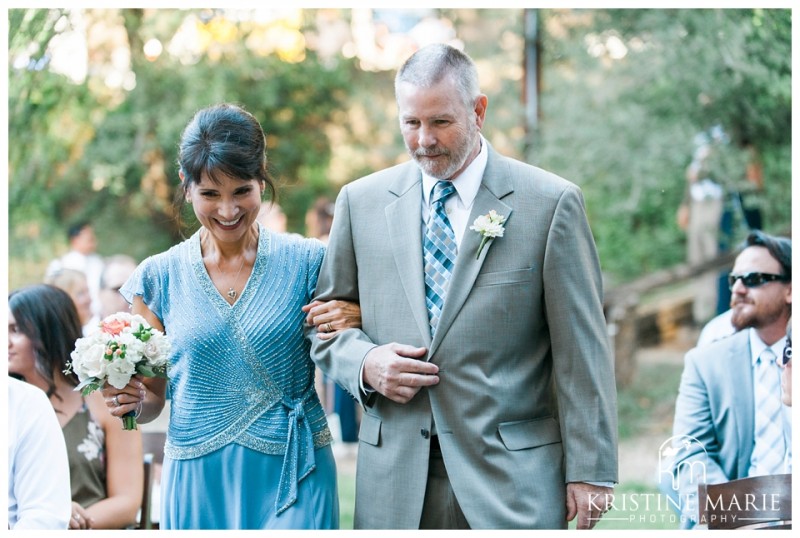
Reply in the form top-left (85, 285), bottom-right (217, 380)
top-left (667, 230), bottom-right (791, 528)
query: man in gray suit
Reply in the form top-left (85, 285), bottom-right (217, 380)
top-left (667, 231), bottom-right (792, 528)
top-left (306, 43), bottom-right (618, 529)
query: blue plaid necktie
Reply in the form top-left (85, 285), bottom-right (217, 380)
top-left (749, 348), bottom-right (786, 476)
top-left (424, 181), bottom-right (457, 336)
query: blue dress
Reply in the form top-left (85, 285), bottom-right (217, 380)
top-left (121, 224), bottom-right (338, 529)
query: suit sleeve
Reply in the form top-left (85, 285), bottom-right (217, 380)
top-left (305, 185), bottom-right (378, 406)
top-left (669, 348), bottom-right (729, 525)
top-left (543, 184), bottom-right (619, 484)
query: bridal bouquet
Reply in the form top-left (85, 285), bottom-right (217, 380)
top-left (66, 312), bottom-right (170, 430)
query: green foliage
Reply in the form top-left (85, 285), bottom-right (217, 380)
top-left (534, 9), bottom-right (791, 282)
top-left (8, 8), bottom-right (791, 289)
top-left (8, 10), bottom-right (97, 257)
top-left (8, 8), bottom-right (354, 282)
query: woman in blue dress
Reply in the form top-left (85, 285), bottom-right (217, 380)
top-left (101, 103), bottom-right (359, 529)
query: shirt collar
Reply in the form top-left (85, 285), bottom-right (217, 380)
top-left (749, 327), bottom-right (787, 366)
top-left (422, 135), bottom-right (488, 207)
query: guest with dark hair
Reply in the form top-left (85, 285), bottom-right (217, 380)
top-left (8, 284), bottom-right (143, 529)
top-left (100, 103), bottom-right (359, 529)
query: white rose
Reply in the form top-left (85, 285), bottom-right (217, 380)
top-left (482, 221), bottom-right (505, 238)
top-left (119, 334), bottom-right (145, 363)
top-left (105, 357), bottom-right (137, 389)
top-left (144, 332), bottom-right (171, 366)
top-left (130, 313), bottom-right (149, 327)
top-left (70, 340), bottom-right (108, 381)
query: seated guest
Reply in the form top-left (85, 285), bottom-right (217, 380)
top-left (8, 284), bottom-right (144, 529)
top-left (781, 318), bottom-right (791, 406)
top-left (7, 376), bottom-right (72, 529)
top-left (667, 231), bottom-right (791, 528)
top-left (44, 268), bottom-right (96, 334)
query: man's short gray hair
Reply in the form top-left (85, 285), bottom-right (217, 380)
top-left (395, 43), bottom-right (480, 109)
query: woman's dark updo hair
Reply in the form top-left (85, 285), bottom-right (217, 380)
top-left (175, 103), bottom-right (276, 227)
top-left (8, 284), bottom-right (83, 399)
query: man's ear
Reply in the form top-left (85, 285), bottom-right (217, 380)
top-left (474, 94), bottom-right (488, 130)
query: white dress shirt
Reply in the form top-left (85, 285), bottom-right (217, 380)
top-left (420, 135), bottom-right (489, 248)
top-left (359, 137), bottom-right (488, 396)
top-left (7, 378), bottom-right (72, 529)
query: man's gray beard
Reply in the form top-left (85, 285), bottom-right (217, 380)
top-left (411, 129), bottom-right (478, 180)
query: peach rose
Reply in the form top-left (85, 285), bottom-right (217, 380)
top-left (102, 317), bottom-right (130, 336)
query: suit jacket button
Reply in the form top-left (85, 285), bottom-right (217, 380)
top-left (420, 428), bottom-right (430, 439)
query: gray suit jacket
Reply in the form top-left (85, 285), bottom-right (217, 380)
top-left (668, 329), bottom-right (755, 527)
top-left (309, 145), bottom-right (618, 529)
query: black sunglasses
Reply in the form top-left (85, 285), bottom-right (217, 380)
top-left (727, 272), bottom-right (789, 291)
top-left (782, 336), bottom-right (791, 366)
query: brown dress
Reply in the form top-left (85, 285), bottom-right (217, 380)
top-left (61, 400), bottom-right (107, 509)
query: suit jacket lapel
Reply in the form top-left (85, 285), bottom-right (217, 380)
top-left (430, 149), bottom-right (514, 356)
top-left (385, 164), bottom-right (432, 347)
top-left (731, 334), bottom-right (755, 476)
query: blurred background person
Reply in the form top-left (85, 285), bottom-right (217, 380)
top-left (8, 284), bottom-right (144, 529)
top-left (44, 268), bottom-right (95, 334)
top-left (305, 197), bottom-right (335, 245)
top-left (46, 221), bottom-right (105, 321)
top-left (99, 254), bottom-right (138, 318)
top-left (782, 318), bottom-right (791, 407)
top-left (7, 376), bottom-right (72, 529)
top-left (696, 308), bottom-right (735, 348)
top-left (679, 129), bottom-right (724, 325)
top-left (257, 201), bottom-right (289, 233)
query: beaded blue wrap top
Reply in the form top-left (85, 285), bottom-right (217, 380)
top-left (120, 224), bottom-right (332, 514)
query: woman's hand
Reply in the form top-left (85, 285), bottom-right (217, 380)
top-left (302, 300), bottom-right (361, 340)
top-left (100, 376), bottom-right (146, 419)
top-left (69, 501), bottom-right (94, 530)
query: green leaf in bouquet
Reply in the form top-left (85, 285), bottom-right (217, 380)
top-left (75, 377), bottom-right (102, 395)
top-left (135, 363), bottom-right (169, 379)
top-left (137, 363), bottom-right (157, 377)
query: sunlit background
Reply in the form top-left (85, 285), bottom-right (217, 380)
top-left (8, 8), bottom-right (791, 292)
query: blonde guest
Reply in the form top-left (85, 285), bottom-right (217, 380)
top-left (45, 268), bottom-right (96, 333)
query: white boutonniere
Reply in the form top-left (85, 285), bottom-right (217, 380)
top-left (469, 210), bottom-right (507, 259)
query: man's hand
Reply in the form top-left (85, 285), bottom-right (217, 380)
top-left (566, 482), bottom-right (613, 530)
top-left (363, 343), bottom-right (438, 403)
